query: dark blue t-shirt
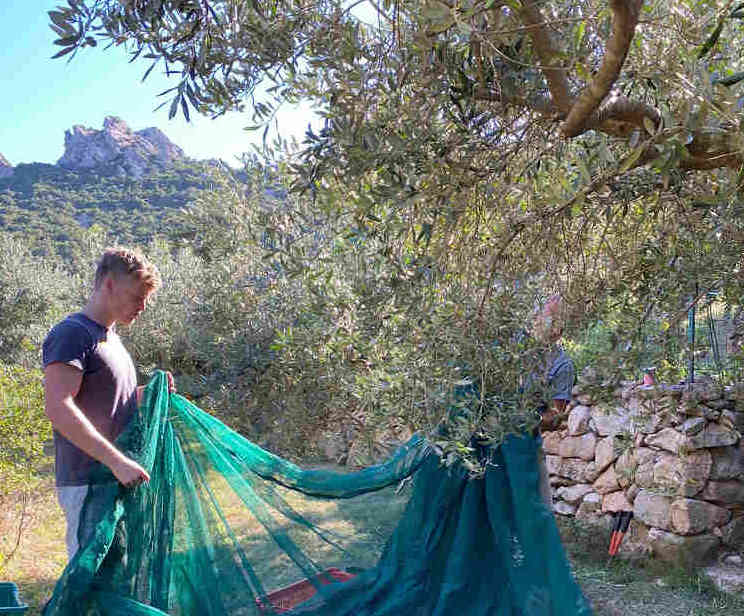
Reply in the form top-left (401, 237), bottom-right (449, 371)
top-left (546, 347), bottom-right (575, 403)
top-left (42, 313), bottom-right (138, 486)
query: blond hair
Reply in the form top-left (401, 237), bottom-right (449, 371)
top-left (94, 248), bottom-right (161, 290)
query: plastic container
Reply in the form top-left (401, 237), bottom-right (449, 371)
top-left (255, 568), bottom-right (356, 614)
top-left (0, 582), bottom-right (28, 615)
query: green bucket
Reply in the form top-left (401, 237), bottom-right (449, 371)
top-left (0, 582), bottom-right (28, 614)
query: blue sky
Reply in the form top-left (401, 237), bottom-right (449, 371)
top-left (0, 3), bottom-right (319, 167)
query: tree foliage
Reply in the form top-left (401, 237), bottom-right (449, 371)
top-left (41, 1), bottom-right (744, 466)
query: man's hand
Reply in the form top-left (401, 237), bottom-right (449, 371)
top-left (136, 372), bottom-right (176, 407)
top-left (540, 408), bottom-right (562, 431)
top-left (45, 363), bottom-right (150, 489)
top-left (540, 399), bottom-right (569, 431)
top-left (110, 454), bottom-right (150, 488)
top-left (165, 371), bottom-right (176, 393)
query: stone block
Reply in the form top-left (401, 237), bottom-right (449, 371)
top-left (583, 461), bottom-right (602, 483)
top-left (626, 483), bottom-right (640, 504)
top-left (702, 480), bottom-right (744, 504)
top-left (727, 384), bottom-right (744, 401)
top-left (635, 453), bottom-right (658, 489)
top-left (553, 500), bottom-right (578, 516)
top-left (556, 484), bottom-right (595, 505)
top-left (710, 444), bottom-right (744, 481)
top-left (615, 448), bottom-right (636, 488)
top-left (704, 564), bottom-right (744, 594)
top-left (594, 466), bottom-right (620, 495)
top-left (559, 433), bottom-right (597, 461)
top-left (602, 491), bottom-right (633, 513)
top-left (591, 405), bottom-right (630, 437)
top-left (634, 490), bottom-right (673, 531)
top-left (549, 475), bottom-right (574, 487)
top-left (730, 410), bottom-right (744, 432)
top-left (705, 399), bottom-right (731, 410)
top-left (567, 405), bottom-right (592, 436)
top-left (617, 518), bottom-right (651, 556)
top-left (547, 456), bottom-right (588, 482)
top-left (575, 492), bottom-right (605, 524)
top-left (627, 395), bottom-right (667, 433)
top-left (670, 498), bottom-right (731, 535)
top-left (720, 409), bottom-right (737, 430)
top-left (721, 515), bottom-right (744, 548)
top-left (595, 436), bottom-right (620, 473)
top-left (688, 423), bottom-right (739, 449)
top-left (541, 430), bottom-right (563, 456)
top-left (680, 417), bottom-right (706, 435)
top-left (545, 455), bottom-right (561, 475)
top-left (699, 383), bottom-right (724, 402)
top-left (645, 428), bottom-right (688, 454)
top-left (653, 450), bottom-right (711, 497)
top-left (648, 528), bottom-right (720, 565)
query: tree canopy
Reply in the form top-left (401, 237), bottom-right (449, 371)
top-left (46, 0), bottom-right (744, 467)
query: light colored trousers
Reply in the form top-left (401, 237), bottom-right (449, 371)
top-left (56, 485), bottom-right (90, 559)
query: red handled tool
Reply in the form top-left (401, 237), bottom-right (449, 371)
top-left (608, 510), bottom-right (633, 556)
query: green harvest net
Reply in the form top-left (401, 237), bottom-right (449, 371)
top-left (42, 372), bottom-right (593, 616)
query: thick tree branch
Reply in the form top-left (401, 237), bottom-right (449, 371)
top-left (519, 0), bottom-right (572, 113)
top-left (484, 3), bottom-right (741, 172)
top-left (586, 96), bottom-right (661, 136)
top-left (472, 86), bottom-right (554, 116)
top-left (561, 0), bottom-right (644, 137)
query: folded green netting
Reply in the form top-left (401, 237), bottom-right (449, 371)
top-left (42, 372), bottom-right (592, 616)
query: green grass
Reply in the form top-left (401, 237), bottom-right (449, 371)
top-left (0, 482), bottom-right (67, 614)
top-left (558, 517), bottom-right (744, 616)
top-left (3, 477), bottom-right (744, 615)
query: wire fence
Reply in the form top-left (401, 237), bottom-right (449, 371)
top-left (682, 299), bottom-right (743, 380)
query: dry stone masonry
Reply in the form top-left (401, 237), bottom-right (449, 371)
top-left (545, 377), bottom-right (744, 565)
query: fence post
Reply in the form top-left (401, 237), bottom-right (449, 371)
top-left (687, 287), bottom-right (697, 386)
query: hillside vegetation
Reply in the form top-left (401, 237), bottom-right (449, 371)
top-left (0, 159), bottom-right (232, 256)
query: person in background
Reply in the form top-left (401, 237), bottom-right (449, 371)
top-left (530, 295), bottom-right (575, 507)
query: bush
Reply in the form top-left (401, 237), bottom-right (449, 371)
top-left (0, 363), bottom-right (50, 496)
top-left (0, 362), bottom-right (51, 574)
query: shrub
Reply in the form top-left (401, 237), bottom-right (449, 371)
top-left (0, 363), bottom-right (51, 574)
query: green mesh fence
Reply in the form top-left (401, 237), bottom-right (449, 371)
top-left (42, 372), bottom-right (592, 615)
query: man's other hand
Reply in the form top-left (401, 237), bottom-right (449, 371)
top-left (540, 408), bottom-right (564, 431)
top-left (165, 371), bottom-right (176, 393)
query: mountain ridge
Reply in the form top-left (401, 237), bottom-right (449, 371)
top-left (1, 116), bottom-right (189, 180)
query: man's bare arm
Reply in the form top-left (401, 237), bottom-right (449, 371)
top-left (44, 362), bottom-right (149, 487)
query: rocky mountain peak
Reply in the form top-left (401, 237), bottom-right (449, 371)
top-left (0, 153), bottom-right (13, 179)
top-left (57, 116), bottom-right (185, 178)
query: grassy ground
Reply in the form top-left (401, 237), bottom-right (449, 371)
top-left (3, 476), bottom-right (744, 615)
top-left (558, 517), bottom-right (744, 616)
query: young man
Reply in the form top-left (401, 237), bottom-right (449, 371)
top-left (43, 248), bottom-right (174, 559)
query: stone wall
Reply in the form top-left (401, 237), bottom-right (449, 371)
top-left (545, 379), bottom-right (744, 565)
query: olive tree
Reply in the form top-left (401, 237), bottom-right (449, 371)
top-left (47, 1), bottom-right (744, 464)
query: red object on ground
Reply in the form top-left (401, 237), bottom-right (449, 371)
top-left (255, 568), bottom-right (357, 614)
top-left (609, 511), bottom-right (634, 556)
